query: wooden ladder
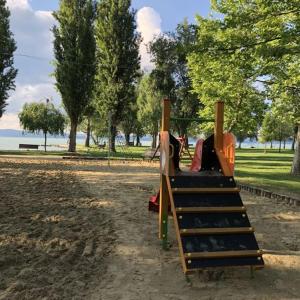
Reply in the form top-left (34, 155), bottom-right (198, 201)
top-left (166, 175), bottom-right (264, 274)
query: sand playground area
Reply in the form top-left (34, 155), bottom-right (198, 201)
top-left (0, 156), bottom-right (300, 299)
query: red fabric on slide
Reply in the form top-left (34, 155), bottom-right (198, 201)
top-left (190, 139), bottom-right (204, 172)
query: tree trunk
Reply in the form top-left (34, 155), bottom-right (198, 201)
top-left (270, 141), bottom-right (273, 149)
top-left (152, 132), bottom-right (157, 149)
top-left (91, 133), bottom-right (97, 145)
top-left (109, 125), bottom-right (117, 153)
top-left (238, 140), bottom-right (242, 149)
top-left (291, 125), bottom-right (300, 175)
top-left (125, 133), bottom-right (130, 146)
top-left (85, 118), bottom-right (91, 148)
top-left (283, 140), bottom-right (286, 150)
top-left (44, 132), bottom-right (47, 152)
top-left (136, 135), bottom-right (141, 147)
top-left (292, 126), bottom-right (298, 151)
top-left (69, 121), bottom-right (77, 152)
top-left (279, 140), bottom-right (282, 153)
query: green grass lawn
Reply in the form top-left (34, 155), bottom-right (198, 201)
top-left (0, 146), bottom-right (298, 197)
top-left (0, 145), bottom-right (148, 159)
top-left (235, 149), bottom-right (299, 198)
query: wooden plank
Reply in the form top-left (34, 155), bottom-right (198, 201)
top-left (172, 187), bottom-right (240, 194)
top-left (162, 98), bottom-right (171, 131)
top-left (166, 176), bottom-right (188, 273)
top-left (185, 264), bottom-right (264, 274)
top-left (180, 227), bottom-right (254, 236)
top-left (214, 101), bottom-right (224, 150)
top-left (184, 250), bottom-right (263, 259)
top-left (176, 206), bottom-right (246, 213)
top-left (159, 175), bottom-right (170, 244)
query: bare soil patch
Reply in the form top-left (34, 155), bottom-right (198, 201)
top-left (0, 158), bottom-right (114, 299)
top-left (0, 157), bottom-right (300, 300)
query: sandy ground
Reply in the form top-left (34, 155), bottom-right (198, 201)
top-left (0, 157), bottom-right (300, 300)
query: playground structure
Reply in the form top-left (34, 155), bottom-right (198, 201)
top-left (157, 99), bottom-right (264, 274)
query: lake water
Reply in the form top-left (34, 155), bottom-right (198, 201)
top-left (0, 136), bottom-right (293, 151)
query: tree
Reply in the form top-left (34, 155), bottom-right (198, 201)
top-left (95, 0), bottom-right (140, 152)
top-left (53, 0), bottom-right (96, 152)
top-left (188, 13), bottom-right (265, 139)
top-left (150, 21), bottom-right (200, 138)
top-left (0, 0), bottom-right (17, 118)
top-left (19, 101), bottom-right (65, 152)
top-left (137, 75), bottom-right (162, 148)
top-left (193, 1), bottom-right (299, 173)
top-left (120, 102), bottom-right (138, 146)
top-left (82, 104), bottom-right (96, 148)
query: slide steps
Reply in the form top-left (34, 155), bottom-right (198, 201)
top-left (168, 175), bottom-right (264, 273)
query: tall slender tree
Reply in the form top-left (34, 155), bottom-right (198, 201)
top-left (0, 0), bottom-right (17, 118)
top-left (149, 21), bottom-right (200, 138)
top-left (137, 75), bottom-right (162, 148)
top-left (53, 0), bottom-right (96, 152)
top-left (95, 0), bottom-right (140, 152)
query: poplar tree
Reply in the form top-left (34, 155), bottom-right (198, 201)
top-left (95, 0), bottom-right (140, 152)
top-left (53, 0), bottom-right (96, 152)
top-left (0, 0), bottom-right (17, 118)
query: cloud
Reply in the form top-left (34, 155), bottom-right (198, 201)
top-left (136, 7), bottom-right (162, 72)
top-left (0, 0), bottom-right (58, 129)
top-left (6, 83), bottom-right (60, 114)
top-left (0, 113), bottom-right (21, 130)
top-left (6, 0), bottom-right (30, 10)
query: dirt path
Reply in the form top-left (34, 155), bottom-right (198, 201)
top-left (75, 160), bottom-right (300, 300)
top-left (0, 157), bottom-right (300, 299)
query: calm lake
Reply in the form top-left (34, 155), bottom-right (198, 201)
top-left (0, 136), bottom-right (292, 151)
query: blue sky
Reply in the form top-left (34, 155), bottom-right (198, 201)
top-left (1, 0), bottom-right (211, 130)
top-left (30, 0), bottom-right (211, 31)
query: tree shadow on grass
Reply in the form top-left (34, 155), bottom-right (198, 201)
top-left (236, 155), bottom-right (293, 162)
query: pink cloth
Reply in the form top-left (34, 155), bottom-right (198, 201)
top-left (190, 139), bottom-right (204, 172)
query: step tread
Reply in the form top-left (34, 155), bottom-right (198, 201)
top-left (184, 249), bottom-right (263, 259)
top-left (172, 187), bottom-right (240, 194)
top-left (176, 206), bottom-right (246, 213)
top-left (179, 227), bottom-right (254, 235)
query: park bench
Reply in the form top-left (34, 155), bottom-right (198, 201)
top-left (19, 144), bottom-right (39, 150)
top-left (128, 141), bottom-right (134, 146)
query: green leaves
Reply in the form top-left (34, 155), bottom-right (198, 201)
top-left (0, 0), bottom-right (17, 118)
top-left (149, 21), bottom-right (200, 136)
top-left (94, 0), bottom-right (140, 151)
top-left (53, 0), bottom-right (96, 151)
top-left (19, 101), bottom-right (66, 151)
top-left (137, 75), bottom-right (162, 136)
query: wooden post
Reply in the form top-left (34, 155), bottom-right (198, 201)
top-left (162, 98), bottom-right (171, 132)
top-left (214, 101), bottom-right (224, 150)
top-left (159, 99), bottom-right (171, 249)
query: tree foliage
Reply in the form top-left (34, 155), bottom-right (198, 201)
top-left (95, 0), bottom-right (140, 152)
top-left (19, 101), bottom-right (65, 151)
top-left (0, 0), bottom-right (17, 118)
top-left (137, 75), bottom-right (162, 148)
top-left (53, 0), bottom-right (96, 152)
top-left (188, 13), bottom-right (265, 139)
top-left (149, 20), bottom-right (200, 137)
top-left (189, 0), bottom-right (300, 174)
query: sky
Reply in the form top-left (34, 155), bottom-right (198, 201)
top-left (0, 0), bottom-right (211, 130)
